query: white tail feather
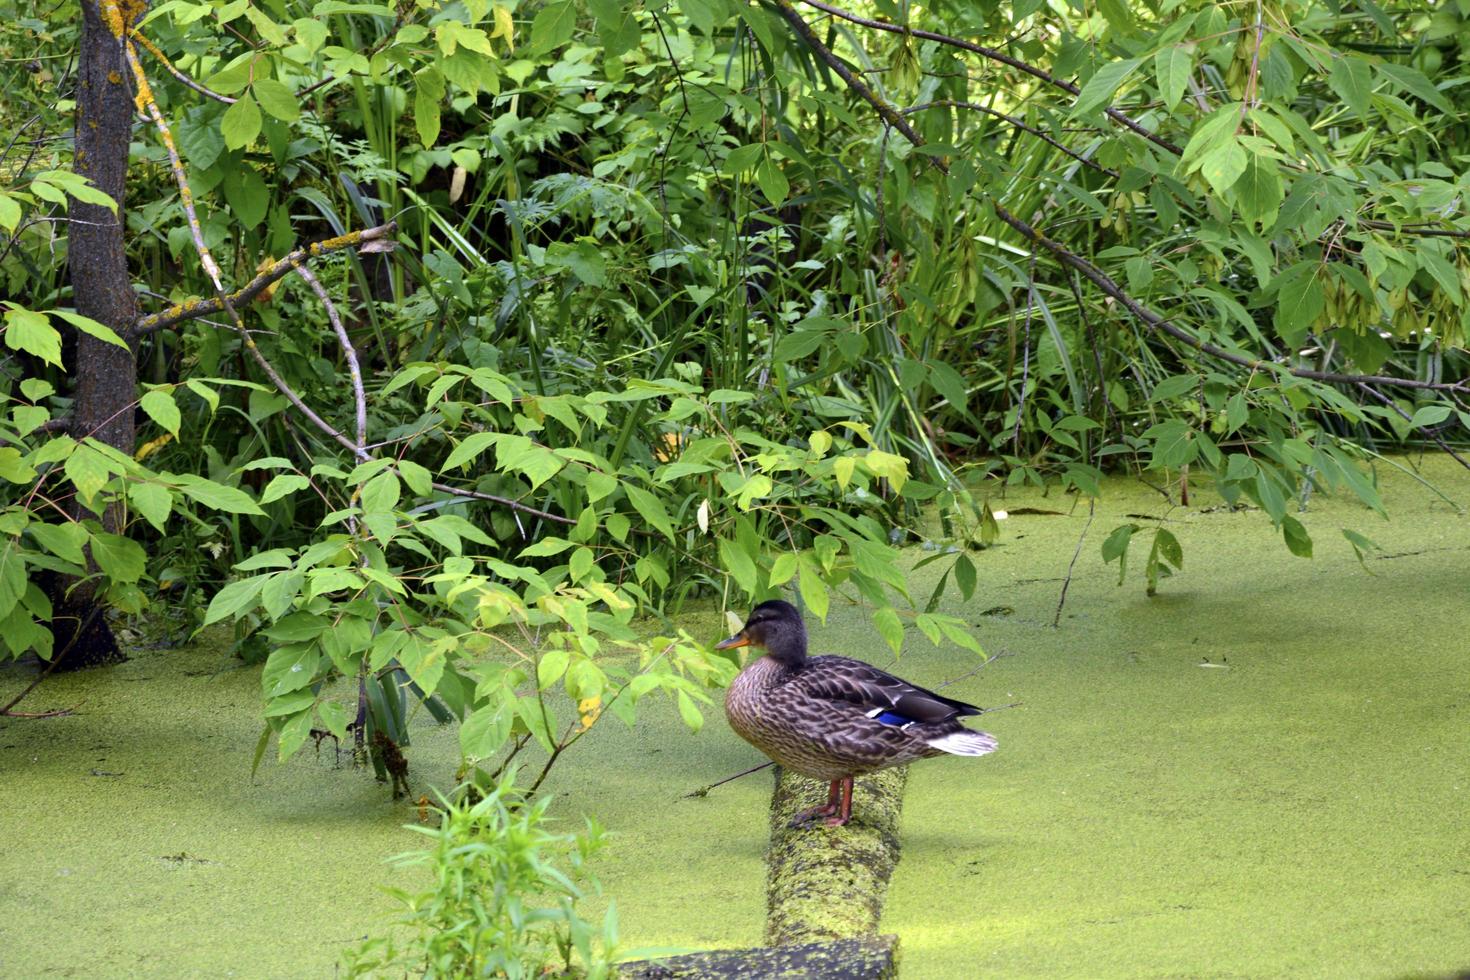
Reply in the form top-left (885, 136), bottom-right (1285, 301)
top-left (925, 729), bottom-right (997, 757)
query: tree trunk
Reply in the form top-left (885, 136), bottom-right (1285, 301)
top-left (54, 1), bottom-right (140, 667)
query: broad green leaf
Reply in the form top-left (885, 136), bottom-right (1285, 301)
top-left (756, 157), bottom-right (789, 205)
top-left (1328, 56), bottom-right (1374, 118)
top-left (90, 531), bottom-right (146, 584)
top-left (797, 553), bottom-right (829, 621)
top-left (140, 388), bottom-right (181, 437)
top-left (530, 0), bottom-right (575, 53)
top-left (1273, 269), bottom-right (1324, 347)
top-left (1281, 515), bottom-right (1313, 558)
top-left (51, 310), bottom-right (129, 350)
top-left (252, 78), bottom-right (300, 122)
top-left (221, 94), bottom-right (262, 150)
top-left (624, 484), bottom-right (675, 540)
top-left (204, 575), bottom-right (268, 624)
top-left (1374, 62), bottom-right (1453, 114)
top-left (1233, 154), bottom-right (1283, 230)
top-left (4, 307), bottom-right (61, 366)
top-left (28, 522), bottom-right (89, 565)
top-left (1154, 46), bottom-right (1191, 112)
top-left (64, 442), bottom-right (113, 507)
top-left (718, 537), bottom-right (758, 595)
top-left (0, 540), bottom-right (26, 621)
top-left (175, 474), bottom-right (266, 515)
top-left (1072, 58), bottom-right (1142, 117)
top-left (873, 606), bottom-right (904, 655)
top-left (260, 473), bottom-right (310, 504)
top-left (1198, 139), bottom-right (1247, 196)
top-left (262, 644), bottom-right (320, 698)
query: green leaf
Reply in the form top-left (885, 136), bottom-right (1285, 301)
top-left (1328, 56), bottom-right (1374, 118)
top-left (1072, 57), bottom-right (1142, 117)
top-left (0, 540), bottom-right (26, 621)
top-left (954, 554), bottom-right (976, 600)
top-left (1274, 269), bottom-right (1324, 347)
top-left (1198, 139), bottom-right (1247, 197)
top-left (1281, 515), bottom-right (1313, 558)
top-left (175, 474), bottom-right (266, 515)
top-left (756, 156), bottom-right (789, 205)
top-left (1096, 0), bottom-right (1133, 33)
top-left (221, 94), bottom-right (262, 150)
top-left (51, 310), bottom-right (129, 350)
top-left (140, 388), bottom-right (181, 437)
top-left (1409, 404), bottom-right (1452, 429)
top-left (204, 575), bottom-right (267, 624)
top-left (414, 68), bottom-right (444, 148)
top-left (28, 521), bottom-right (89, 566)
top-left (1341, 527), bottom-right (1380, 568)
top-left (90, 531), bottom-right (146, 584)
top-left (461, 702), bottom-right (512, 758)
top-left (718, 537), bottom-right (758, 595)
top-left (260, 473), bottom-right (310, 504)
top-left (64, 442), bottom-right (113, 508)
top-left (531, 0), bottom-right (576, 53)
top-left (1374, 62), bottom-right (1453, 115)
top-left (443, 431), bottom-right (500, 470)
top-left (360, 472), bottom-right (401, 514)
top-left (538, 649), bottom-right (570, 689)
top-left (262, 644), bottom-right (321, 698)
top-left (873, 606), bottom-right (904, 655)
top-left (251, 78), bottom-right (300, 122)
top-left (1233, 154), bottom-right (1283, 231)
top-left (0, 193), bottom-right (20, 232)
top-left (676, 690), bottom-right (704, 733)
top-left (624, 484), bottom-right (675, 541)
top-left (127, 482), bottom-right (173, 532)
top-left (1154, 46), bottom-right (1192, 113)
top-left (797, 553), bottom-right (829, 621)
top-left (4, 307), bottom-right (61, 366)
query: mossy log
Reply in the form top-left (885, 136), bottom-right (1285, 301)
top-left (620, 934), bottom-right (899, 980)
top-left (764, 765), bottom-right (908, 947)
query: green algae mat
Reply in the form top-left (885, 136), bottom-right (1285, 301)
top-left (3, 456), bottom-right (1469, 978)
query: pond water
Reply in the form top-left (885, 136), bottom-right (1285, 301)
top-left (2, 454), bottom-right (1467, 977)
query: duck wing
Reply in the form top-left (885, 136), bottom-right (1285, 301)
top-left (790, 655), bottom-right (983, 724)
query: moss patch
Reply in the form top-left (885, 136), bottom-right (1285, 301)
top-left (765, 766), bottom-right (907, 945)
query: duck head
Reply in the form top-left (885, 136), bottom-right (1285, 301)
top-left (715, 599), bottom-right (808, 664)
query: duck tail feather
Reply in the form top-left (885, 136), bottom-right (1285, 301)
top-left (925, 729), bottom-right (997, 756)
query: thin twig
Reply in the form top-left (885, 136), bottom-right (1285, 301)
top-left (1052, 496), bottom-right (1095, 627)
top-left (903, 100), bottom-right (1117, 176)
top-left (293, 261), bottom-right (368, 458)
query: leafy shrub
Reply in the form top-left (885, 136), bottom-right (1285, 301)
top-left (344, 777), bottom-right (621, 979)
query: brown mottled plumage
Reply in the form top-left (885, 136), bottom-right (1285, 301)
top-left (717, 600), bottom-right (996, 827)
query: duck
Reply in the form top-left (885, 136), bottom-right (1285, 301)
top-left (716, 599), bottom-right (996, 827)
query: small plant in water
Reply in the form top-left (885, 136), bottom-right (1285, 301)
top-left (344, 776), bottom-right (619, 978)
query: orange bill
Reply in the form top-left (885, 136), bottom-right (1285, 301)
top-left (714, 632), bottom-right (750, 650)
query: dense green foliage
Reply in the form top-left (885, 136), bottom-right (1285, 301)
top-left (3, 0), bottom-right (1469, 972)
top-left (343, 778), bottom-right (622, 977)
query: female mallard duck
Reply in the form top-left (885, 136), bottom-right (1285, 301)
top-left (717, 599), bottom-right (996, 827)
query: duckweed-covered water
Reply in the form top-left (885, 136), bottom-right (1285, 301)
top-left (2, 456), bottom-right (1467, 977)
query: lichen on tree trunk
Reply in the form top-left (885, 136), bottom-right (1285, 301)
top-left (764, 765), bottom-right (908, 947)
